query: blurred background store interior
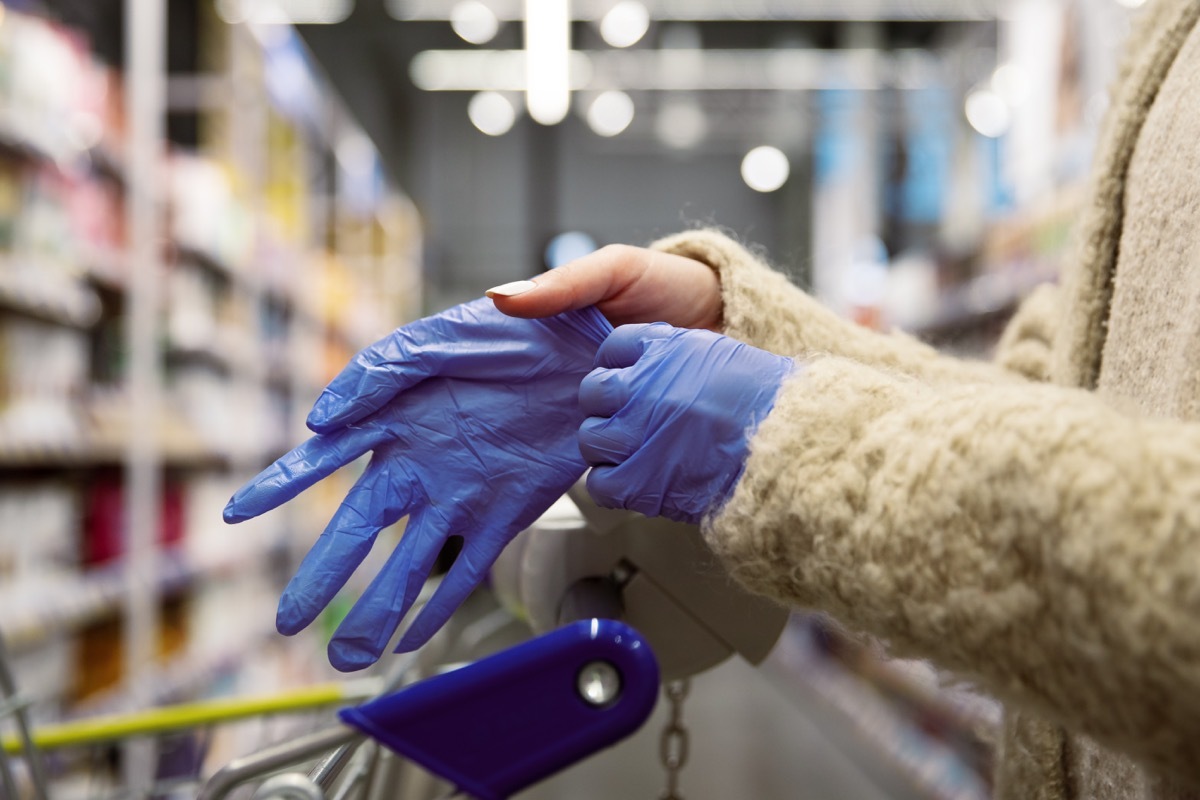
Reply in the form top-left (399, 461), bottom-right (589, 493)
top-left (0, 0), bottom-right (1144, 798)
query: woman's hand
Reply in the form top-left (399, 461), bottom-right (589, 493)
top-left (578, 323), bottom-right (796, 524)
top-left (487, 245), bottom-right (723, 332)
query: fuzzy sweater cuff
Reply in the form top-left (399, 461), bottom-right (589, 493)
top-left (710, 354), bottom-right (1200, 783)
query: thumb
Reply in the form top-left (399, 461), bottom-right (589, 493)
top-left (482, 256), bottom-right (614, 319)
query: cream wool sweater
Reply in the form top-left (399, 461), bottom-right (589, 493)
top-left (650, 2), bottom-right (1200, 797)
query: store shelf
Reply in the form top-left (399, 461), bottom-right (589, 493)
top-left (86, 141), bottom-right (127, 187)
top-left (71, 621), bottom-right (282, 717)
top-left (0, 540), bottom-right (288, 651)
top-left (165, 340), bottom-right (237, 375)
top-left (0, 271), bottom-right (102, 328)
top-left (0, 404), bottom-right (230, 472)
top-left (0, 119), bottom-right (58, 166)
top-left (82, 248), bottom-right (129, 292)
top-left (83, 404), bottom-right (234, 469)
top-left (0, 7), bottom-right (419, 771)
top-left (173, 241), bottom-right (244, 285)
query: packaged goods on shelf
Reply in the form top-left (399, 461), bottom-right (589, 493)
top-left (0, 317), bottom-right (88, 451)
top-left (169, 369), bottom-right (287, 463)
top-left (82, 475), bottom-right (184, 566)
top-left (6, 632), bottom-right (73, 724)
top-left (0, 2), bottom-right (421, 760)
top-left (0, 481), bottom-right (79, 591)
top-left (182, 473), bottom-right (282, 570)
top-left (0, 482), bottom-right (80, 717)
top-left (0, 11), bottom-right (94, 164)
top-left (186, 574), bottom-right (280, 676)
top-left (169, 154), bottom-right (253, 279)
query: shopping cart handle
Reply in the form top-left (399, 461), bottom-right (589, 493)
top-left (339, 619), bottom-right (659, 800)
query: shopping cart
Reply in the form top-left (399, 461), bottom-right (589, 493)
top-left (0, 610), bottom-right (659, 800)
top-left (0, 487), bottom-right (790, 800)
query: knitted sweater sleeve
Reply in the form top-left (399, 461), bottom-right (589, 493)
top-left (652, 229), bottom-right (1026, 385)
top-left (710, 356), bottom-right (1200, 781)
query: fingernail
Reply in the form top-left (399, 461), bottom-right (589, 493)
top-left (486, 279), bottom-right (538, 298)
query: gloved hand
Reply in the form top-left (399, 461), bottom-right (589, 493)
top-left (579, 323), bottom-right (795, 525)
top-left (223, 299), bottom-right (613, 671)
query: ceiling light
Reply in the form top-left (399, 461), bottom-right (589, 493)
top-left (451, 1), bottom-right (501, 44)
top-left (741, 145), bottom-right (789, 192)
top-left (525, 0), bottom-right (571, 125)
top-left (965, 88), bottom-right (1010, 138)
top-left (468, 91), bottom-right (517, 135)
top-left (599, 1), bottom-right (650, 48)
top-left (586, 90), bottom-right (634, 137)
top-left (217, 0), bottom-right (354, 24)
top-left (991, 63), bottom-right (1029, 108)
top-left (545, 231), bottom-right (598, 269)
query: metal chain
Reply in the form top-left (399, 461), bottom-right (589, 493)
top-left (657, 679), bottom-right (691, 800)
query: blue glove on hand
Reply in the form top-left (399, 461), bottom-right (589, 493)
top-left (579, 323), bottom-right (795, 525)
top-left (223, 299), bottom-right (613, 671)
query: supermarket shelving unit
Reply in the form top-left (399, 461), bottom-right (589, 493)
top-left (0, 1), bottom-right (421, 794)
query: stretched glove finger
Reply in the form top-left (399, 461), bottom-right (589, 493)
top-left (327, 506), bottom-right (450, 672)
top-left (595, 322), bottom-right (675, 369)
top-left (276, 457), bottom-right (419, 636)
top-left (393, 530), bottom-right (513, 653)
top-left (223, 426), bottom-right (383, 523)
top-left (579, 367), bottom-right (631, 417)
top-left (578, 415), bottom-right (640, 466)
top-left (307, 327), bottom-right (430, 432)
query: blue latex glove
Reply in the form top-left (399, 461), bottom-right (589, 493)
top-left (223, 299), bottom-right (613, 671)
top-left (578, 323), bottom-right (795, 525)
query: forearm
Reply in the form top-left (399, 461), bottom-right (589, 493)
top-left (708, 357), bottom-right (1200, 780)
top-left (652, 229), bottom-right (1026, 386)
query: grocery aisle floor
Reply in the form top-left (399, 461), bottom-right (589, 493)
top-left (519, 654), bottom-right (927, 800)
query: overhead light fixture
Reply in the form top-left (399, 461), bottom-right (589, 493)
top-left (586, 90), bottom-right (635, 137)
top-left (409, 50), bottom-right (593, 92)
top-left (545, 231), bottom-right (598, 269)
top-left (599, 1), bottom-right (650, 48)
top-left (741, 145), bottom-right (789, 192)
top-left (216, 0), bottom-right (354, 24)
top-left (524, 0), bottom-right (571, 125)
top-left (468, 91), bottom-right (517, 135)
top-left (451, 1), bottom-right (501, 44)
top-left (990, 63), bottom-right (1029, 108)
top-left (390, 0), bottom-right (1000, 23)
top-left (965, 88), bottom-right (1010, 138)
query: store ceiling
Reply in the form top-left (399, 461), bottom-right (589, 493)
top-left (40, 0), bottom-right (994, 207)
top-left (298, 0), bottom-right (988, 187)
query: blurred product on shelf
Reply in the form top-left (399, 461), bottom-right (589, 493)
top-left (0, 5), bottom-right (421, 794)
top-left (82, 475), bottom-right (184, 566)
